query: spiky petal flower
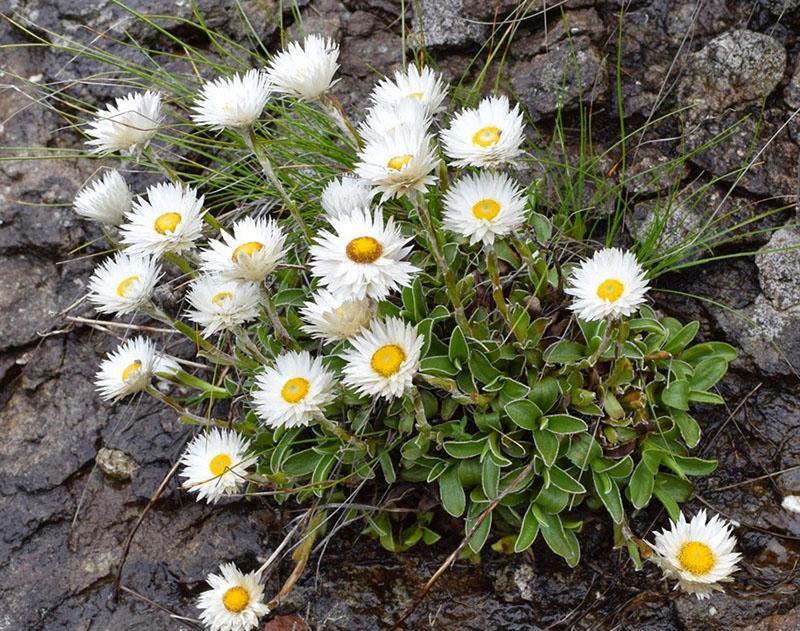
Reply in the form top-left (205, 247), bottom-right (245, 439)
top-left (73, 170), bottom-right (132, 225)
top-left (266, 34), bottom-right (339, 100)
top-left (358, 99), bottom-right (431, 146)
top-left (199, 217), bottom-right (286, 282)
top-left (251, 351), bottom-right (338, 429)
top-left (186, 276), bottom-right (261, 337)
top-left (197, 562), bottom-right (269, 631)
top-left (309, 208), bottom-right (419, 301)
top-left (94, 336), bottom-right (156, 401)
top-left (120, 182), bottom-right (205, 256)
top-left (179, 428), bottom-right (256, 504)
top-left (647, 510), bottom-right (742, 600)
top-left (341, 317), bottom-right (423, 400)
top-left (354, 124), bottom-right (438, 200)
top-left (370, 63), bottom-right (448, 117)
top-left (300, 289), bottom-right (374, 343)
top-left (320, 175), bottom-right (374, 221)
top-left (191, 69), bottom-right (272, 130)
top-left (88, 251), bottom-right (162, 316)
top-left (564, 247), bottom-right (650, 321)
top-left (85, 90), bottom-right (162, 155)
top-left (443, 171), bottom-right (527, 246)
top-left (440, 95), bottom-right (525, 168)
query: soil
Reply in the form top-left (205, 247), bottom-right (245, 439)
top-left (1, 0), bottom-right (799, 629)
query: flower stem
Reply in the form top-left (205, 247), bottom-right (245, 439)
top-left (260, 286), bottom-right (299, 351)
top-left (487, 246), bottom-right (523, 342)
top-left (243, 128), bottom-right (313, 243)
top-left (414, 194), bottom-right (472, 336)
top-left (411, 386), bottom-right (432, 434)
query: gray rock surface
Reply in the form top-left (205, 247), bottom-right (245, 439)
top-left (756, 227), bottom-right (800, 310)
top-left (416, 0), bottom-right (487, 48)
top-left (511, 36), bottom-right (607, 120)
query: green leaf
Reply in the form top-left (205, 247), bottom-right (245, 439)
top-left (466, 502), bottom-right (493, 553)
top-left (532, 429), bottom-right (559, 467)
top-left (439, 465), bottom-right (466, 517)
top-left (681, 341), bottom-right (737, 365)
top-left (653, 473), bottom-right (695, 520)
top-left (514, 504), bottom-right (540, 552)
top-left (482, 455), bottom-right (500, 499)
top-left (566, 433), bottom-right (602, 470)
top-left (530, 212), bottom-right (552, 242)
top-left (672, 409), bottom-right (701, 448)
top-left (545, 414), bottom-right (588, 434)
top-left (401, 277), bottom-right (426, 322)
top-left (664, 321), bottom-right (700, 355)
top-left (378, 451), bottom-right (396, 483)
top-left (443, 438), bottom-right (487, 459)
top-left (504, 399), bottom-right (542, 430)
top-left (272, 288), bottom-right (307, 306)
top-left (663, 455), bottom-right (718, 477)
top-left (690, 357), bottom-right (728, 391)
top-left (469, 350), bottom-right (501, 384)
top-left (548, 465), bottom-right (586, 494)
top-left (628, 460), bottom-right (655, 509)
top-left (420, 355), bottom-right (459, 377)
top-left (688, 390), bottom-right (725, 405)
top-left (662, 379), bottom-right (690, 410)
top-left (543, 340), bottom-right (586, 364)
top-left (534, 509), bottom-right (580, 567)
top-left (448, 325), bottom-right (470, 364)
top-left (529, 377), bottom-right (560, 413)
top-left (282, 449), bottom-right (323, 476)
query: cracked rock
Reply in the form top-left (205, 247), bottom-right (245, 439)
top-left (96, 447), bottom-right (139, 481)
top-left (416, 0), bottom-right (488, 48)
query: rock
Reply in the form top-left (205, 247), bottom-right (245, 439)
top-left (510, 37), bottom-right (607, 120)
top-left (756, 227), bottom-right (800, 310)
top-left (509, 9), bottom-right (606, 58)
top-left (630, 181), bottom-right (785, 253)
top-left (95, 447), bottom-right (139, 481)
top-left (416, 0), bottom-right (488, 48)
top-left (462, 0), bottom-right (538, 20)
top-left (743, 605), bottom-right (800, 630)
top-left (677, 30), bottom-right (786, 116)
top-left (761, 0), bottom-right (800, 17)
top-left (714, 294), bottom-right (800, 376)
top-left (683, 109), bottom-right (800, 198)
top-left (0, 257), bottom-right (61, 351)
top-left (623, 145), bottom-right (689, 195)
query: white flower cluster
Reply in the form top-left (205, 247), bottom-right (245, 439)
top-left (74, 34), bottom-right (664, 631)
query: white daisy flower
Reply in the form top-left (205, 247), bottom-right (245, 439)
top-left (647, 510), bottom-right (742, 600)
top-left (309, 208), bottom-right (419, 301)
top-left (320, 175), bottom-right (374, 221)
top-left (87, 251), bottom-right (162, 316)
top-left (564, 247), bottom-right (650, 321)
top-left (358, 98), bottom-right (431, 146)
top-left (370, 63), bottom-right (448, 117)
top-left (191, 69), bottom-right (272, 130)
top-left (341, 317), bottom-right (424, 400)
top-left (197, 562), bottom-right (269, 631)
top-left (85, 90), bottom-right (162, 155)
top-left (179, 428), bottom-right (256, 504)
top-left (300, 289), bottom-right (374, 343)
top-left (266, 34), bottom-right (339, 100)
top-left (120, 182), bottom-right (205, 256)
top-left (354, 125), bottom-right (438, 200)
top-left (199, 217), bottom-right (286, 282)
top-left (73, 170), bottom-right (132, 225)
top-left (440, 95), bottom-right (525, 168)
top-left (251, 350), bottom-right (338, 429)
top-left (443, 171), bottom-right (527, 246)
top-left (186, 276), bottom-right (262, 337)
top-left (94, 336), bottom-right (156, 401)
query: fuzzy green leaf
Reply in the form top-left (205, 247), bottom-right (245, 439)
top-left (439, 465), bottom-right (466, 517)
top-left (545, 414), bottom-right (588, 434)
top-left (505, 398), bottom-right (542, 430)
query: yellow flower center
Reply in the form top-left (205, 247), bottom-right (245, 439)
top-left (472, 125), bottom-right (501, 148)
top-left (209, 453), bottom-right (232, 476)
top-left (471, 198), bottom-right (501, 221)
top-left (678, 541), bottom-right (715, 576)
top-left (371, 344), bottom-right (406, 377)
top-left (387, 154), bottom-right (413, 171)
top-left (346, 236), bottom-right (383, 264)
top-left (116, 275), bottom-right (140, 297)
top-left (121, 360), bottom-right (142, 383)
top-left (231, 241), bottom-right (264, 263)
top-left (281, 377), bottom-right (310, 404)
top-left (154, 212), bottom-right (182, 235)
top-left (406, 91), bottom-right (424, 101)
top-left (596, 278), bottom-right (625, 302)
top-left (222, 586), bottom-right (250, 613)
top-left (211, 291), bottom-right (234, 307)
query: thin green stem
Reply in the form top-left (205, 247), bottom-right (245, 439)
top-left (411, 386), bottom-right (432, 434)
top-left (243, 128), bottom-right (313, 243)
top-left (414, 194), bottom-right (472, 336)
top-left (260, 286), bottom-right (299, 351)
top-left (486, 246), bottom-right (524, 343)
top-left (163, 251), bottom-right (196, 277)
